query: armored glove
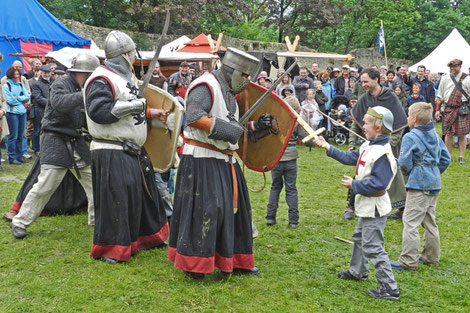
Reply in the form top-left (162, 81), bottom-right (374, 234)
top-left (252, 114), bottom-right (273, 131)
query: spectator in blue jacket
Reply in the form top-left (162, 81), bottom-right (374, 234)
top-left (3, 66), bottom-right (30, 164)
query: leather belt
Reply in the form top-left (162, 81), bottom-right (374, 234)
top-left (185, 139), bottom-right (238, 214)
top-left (364, 190), bottom-right (386, 197)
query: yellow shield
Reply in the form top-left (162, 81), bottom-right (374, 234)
top-left (141, 83), bottom-right (184, 173)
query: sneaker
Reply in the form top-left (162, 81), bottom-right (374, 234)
top-left (23, 153), bottom-right (32, 160)
top-left (102, 257), bottom-right (119, 264)
top-left (10, 223), bottom-right (27, 239)
top-left (8, 159), bottom-right (22, 165)
top-left (390, 260), bottom-right (410, 270)
top-left (266, 218), bottom-right (276, 226)
top-left (388, 210), bottom-right (403, 220)
top-left (337, 270), bottom-right (368, 281)
top-left (343, 208), bottom-right (354, 220)
top-left (418, 254), bottom-right (439, 267)
top-left (288, 223), bottom-right (298, 229)
top-left (366, 286), bottom-right (400, 301)
top-left (232, 267), bottom-right (260, 275)
top-left (458, 157), bottom-right (465, 164)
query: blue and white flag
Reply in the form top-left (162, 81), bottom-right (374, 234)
top-left (377, 26), bottom-right (385, 55)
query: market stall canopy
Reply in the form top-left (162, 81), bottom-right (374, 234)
top-left (0, 0), bottom-right (90, 74)
top-left (176, 33), bottom-right (226, 53)
top-left (46, 36), bottom-right (218, 68)
top-left (409, 28), bottom-right (470, 73)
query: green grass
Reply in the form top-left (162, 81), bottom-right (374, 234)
top-left (1, 126), bottom-right (469, 312)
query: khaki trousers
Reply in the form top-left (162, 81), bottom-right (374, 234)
top-left (12, 164), bottom-right (95, 229)
top-left (399, 190), bottom-right (440, 269)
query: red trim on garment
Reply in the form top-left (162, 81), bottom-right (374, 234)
top-left (91, 222), bottom-right (169, 261)
top-left (131, 222), bottom-right (169, 253)
top-left (85, 66), bottom-right (117, 99)
top-left (11, 201), bottom-right (21, 213)
top-left (187, 79), bottom-right (214, 111)
top-left (168, 247), bottom-right (254, 273)
top-left (232, 253), bottom-right (255, 270)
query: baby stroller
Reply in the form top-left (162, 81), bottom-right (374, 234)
top-left (328, 95), bottom-right (351, 145)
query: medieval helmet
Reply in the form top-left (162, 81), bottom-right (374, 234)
top-left (221, 47), bottom-right (260, 94)
top-left (67, 53), bottom-right (100, 73)
top-left (367, 106), bottom-right (394, 132)
top-left (104, 31), bottom-right (136, 60)
top-left (222, 47), bottom-right (259, 77)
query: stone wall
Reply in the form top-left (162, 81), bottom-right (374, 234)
top-left (63, 20), bottom-right (410, 71)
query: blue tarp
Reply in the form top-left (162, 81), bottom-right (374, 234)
top-left (0, 0), bottom-right (91, 74)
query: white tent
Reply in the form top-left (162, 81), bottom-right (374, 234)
top-left (409, 28), bottom-right (470, 73)
top-left (46, 36), bottom-right (218, 68)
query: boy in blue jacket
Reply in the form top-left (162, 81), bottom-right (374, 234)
top-left (391, 102), bottom-right (451, 270)
top-left (314, 106), bottom-right (400, 301)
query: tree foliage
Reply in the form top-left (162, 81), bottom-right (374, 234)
top-left (39, 0), bottom-right (470, 62)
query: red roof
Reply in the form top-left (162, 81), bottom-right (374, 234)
top-left (176, 33), bottom-right (226, 53)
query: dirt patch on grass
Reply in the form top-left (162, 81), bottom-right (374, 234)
top-left (0, 175), bottom-right (23, 184)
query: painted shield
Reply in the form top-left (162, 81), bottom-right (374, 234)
top-left (141, 83), bottom-right (184, 173)
top-left (236, 82), bottom-right (297, 172)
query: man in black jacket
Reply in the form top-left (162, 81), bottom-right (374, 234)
top-left (10, 54), bottom-right (100, 239)
top-left (31, 64), bottom-right (53, 155)
top-left (405, 65), bottom-right (435, 108)
top-left (334, 65), bottom-right (352, 95)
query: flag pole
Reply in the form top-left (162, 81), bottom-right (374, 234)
top-left (381, 20), bottom-right (389, 68)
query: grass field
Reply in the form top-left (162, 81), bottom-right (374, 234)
top-left (0, 129), bottom-right (469, 312)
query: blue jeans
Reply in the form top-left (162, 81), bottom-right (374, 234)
top-left (161, 168), bottom-right (175, 197)
top-left (6, 112), bottom-right (27, 162)
top-left (32, 106), bottom-right (41, 153)
top-left (266, 159), bottom-right (299, 224)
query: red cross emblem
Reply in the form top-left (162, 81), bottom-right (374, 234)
top-left (356, 150), bottom-right (366, 176)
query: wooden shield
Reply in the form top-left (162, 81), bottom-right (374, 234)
top-left (236, 82), bottom-right (297, 172)
top-left (141, 83), bottom-right (184, 173)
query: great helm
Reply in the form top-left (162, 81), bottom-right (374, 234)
top-left (366, 106), bottom-right (394, 132)
top-left (104, 31), bottom-right (136, 60)
top-left (67, 53), bottom-right (100, 73)
top-left (221, 47), bottom-right (260, 94)
top-left (222, 47), bottom-right (259, 77)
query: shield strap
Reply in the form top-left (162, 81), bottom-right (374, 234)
top-left (185, 139), bottom-right (238, 214)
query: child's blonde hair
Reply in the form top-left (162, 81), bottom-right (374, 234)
top-left (305, 88), bottom-right (316, 98)
top-left (284, 96), bottom-right (301, 113)
top-left (364, 114), bottom-right (391, 135)
top-left (408, 102), bottom-right (432, 125)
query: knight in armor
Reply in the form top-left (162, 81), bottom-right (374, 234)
top-left (10, 54), bottom-right (100, 239)
top-left (169, 47), bottom-right (273, 279)
top-left (84, 31), bottom-right (169, 263)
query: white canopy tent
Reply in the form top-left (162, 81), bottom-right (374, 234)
top-left (409, 28), bottom-right (470, 73)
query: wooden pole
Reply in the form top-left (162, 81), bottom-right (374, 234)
top-left (381, 20), bottom-right (389, 68)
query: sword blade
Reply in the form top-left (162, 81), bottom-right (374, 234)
top-left (239, 60), bottom-right (297, 125)
top-left (317, 109), bottom-right (366, 141)
top-left (139, 10), bottom-right (171, 96)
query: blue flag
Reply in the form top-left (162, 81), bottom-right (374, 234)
top-left (377, 27), bottom-right (385, 55)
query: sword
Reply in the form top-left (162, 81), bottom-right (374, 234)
top-left (316, 109), bottom-right (366, 141)
top-left (139, 9), bottom-right (170, 96)
top-left (239, 61), bottom-right (297, 125)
